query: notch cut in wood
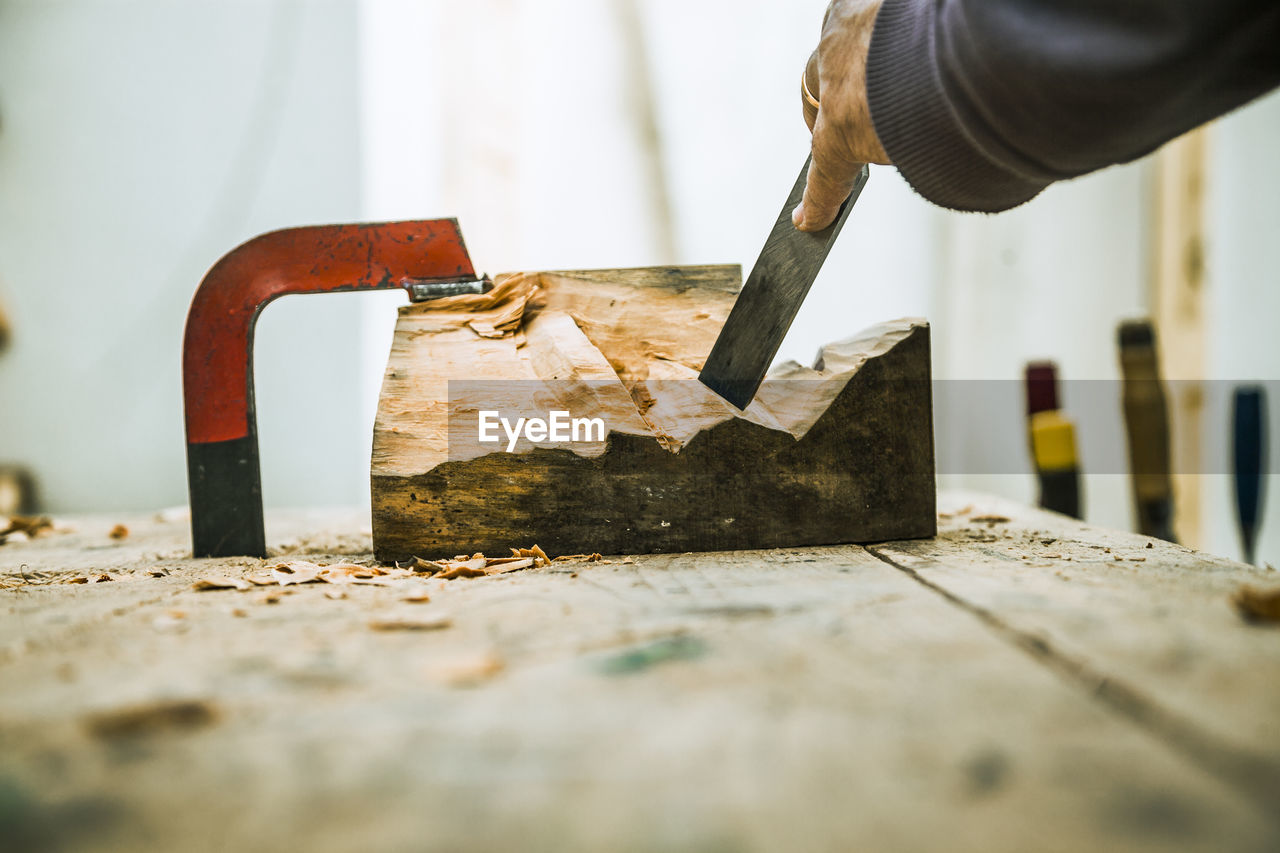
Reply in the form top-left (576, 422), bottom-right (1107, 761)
top-left (371, 265), bottom-right (935, 561)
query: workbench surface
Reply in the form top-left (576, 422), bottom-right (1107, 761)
top-left (2, 495), bottom-right (1277, 852)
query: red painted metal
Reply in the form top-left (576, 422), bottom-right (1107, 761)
top-left (182, 220), bottom-right (474, 445)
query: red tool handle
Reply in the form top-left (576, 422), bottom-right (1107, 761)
top-left (183, 219), bottom-right (475, 557)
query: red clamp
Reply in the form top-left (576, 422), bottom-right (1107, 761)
top-left (183, 220), bottom-right (478, 558)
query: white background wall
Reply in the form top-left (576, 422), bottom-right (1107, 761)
top-left (1, 0), bottom-right (1276, 566)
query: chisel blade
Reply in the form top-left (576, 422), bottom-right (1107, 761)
top-left (699, 157), bottom-right (868, 409)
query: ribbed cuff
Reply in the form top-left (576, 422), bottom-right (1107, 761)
top-left (866, 0), bottom-right (1050, 213)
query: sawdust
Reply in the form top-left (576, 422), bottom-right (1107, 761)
top-left (186, 546), bottom-right (615, 597)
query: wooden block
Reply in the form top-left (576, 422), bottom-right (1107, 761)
top-left (371, 266), bottom-right (935, 561)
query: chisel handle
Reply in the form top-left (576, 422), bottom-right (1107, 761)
top-left (1118, 321), bottom-right (1176, 542)
top-left (1233, 386), bottom-right (1268, 565)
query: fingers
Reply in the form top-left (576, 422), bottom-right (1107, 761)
top-left (795, 0), bottom-right (887, 231)
top-left (793, 115), bottom-right (864, 232)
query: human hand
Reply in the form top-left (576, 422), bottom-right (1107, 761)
top-left (794, 0), bottom-right (891, 232)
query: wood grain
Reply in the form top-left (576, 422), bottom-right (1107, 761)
top-left (1, 503), bottom-right (1277, 851)
top-left (871, 492), bottom-right (1280, 815)
top-left (371, 265), bottom-right (936, 561)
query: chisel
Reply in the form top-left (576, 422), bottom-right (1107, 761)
top-left (698, 158), bottom-right (868, 409)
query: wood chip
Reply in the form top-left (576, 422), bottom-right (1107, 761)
top-left (68, 577), bottom-right (89, 584)
top-left (193, 576), bottom-right (250, 592)
top-left (94, 573), bottom-right (113, 583)
top-left (108, 524), bottom-right (129, 540)
top-left (84, 699), bottom-right (217, 739)
top-left (1, 515), bottom-right (53, 539)
top-left (487, 558), bottom-right (533, 574)
top-left (511, 545), bottom-right (551, 566)
top-left (272, 561), bottom-right (324, 586)
top-left (429, 652), bottom-right (504, 687)
top-left (369, 615), bottom-right (453, 632)
top-left (402, 589), bottom-right (432, 603)
top-left (554, 553), bottom-right (603, 563)
top-left (1233, 585), bottom-right (1280, 624)
top-left (971, 515), bottom-right (1011, 526)
top-left (319, 564), bottom-right (385, 584)
top-left (438, 564), bottom-right (488, 580)
top-left (406, 557), bottom-right (448, 575)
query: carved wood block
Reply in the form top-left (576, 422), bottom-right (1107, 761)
top-left (371, 266), bottom-right (934, 561)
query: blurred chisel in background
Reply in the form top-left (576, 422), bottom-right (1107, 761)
top-left (1025, 362), bottom-right (1082, 519)
top-left (1118, 321), bottom-right (1177, 542)
top-left (1233, 386), bottom-right (1268, 565)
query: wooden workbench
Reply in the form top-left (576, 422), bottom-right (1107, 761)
top-left (1, 495), bottom-right (1277, 852)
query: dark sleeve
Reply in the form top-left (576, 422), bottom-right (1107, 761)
top-left (865, 0), bottom-right (1280, 212)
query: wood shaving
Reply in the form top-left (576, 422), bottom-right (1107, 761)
top-left (270, 560), bottom-right (325, 574)
top-left (511, 545), bottom-right (551, 565)
top-left (318, 564), bottom-right (387, 584)
top-left (971, 515), bottom-right (1011, 526)
top-left (429, 652), bottom-right (504, 687)
top-left (68, 577), bottom-right (89, 584)
top-left (94, 573), bottom-right (113, 583)
top-left (272, 562), bottom-right (323, 586)
top-left (488, 558), bottom-right (533, 574)
top-left (109, 524), bottom-right (130, 540)
top-left (193, 576), bottom-right (250, 592)
top-left (83, 699), bottom-right (217, 739)
top-left (1, 515), bottom-right (53, 542)
top-left (402, 589), bottom-right (432, 603)
top-left (437, 564), bottom-right (488, 580)
top-left (405, 557), bottom-right (448, 574)
top-left (369, 615), bottom-right (453, 632)
top-left (1233, 585), bottom-right (1280, 624)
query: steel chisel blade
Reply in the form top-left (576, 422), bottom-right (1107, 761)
top-left (699, 157), bottom-right (869, 410)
